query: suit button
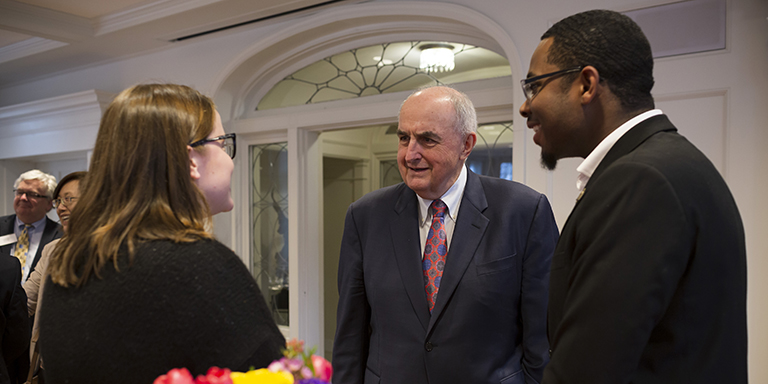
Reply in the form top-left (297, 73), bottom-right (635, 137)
top-left (425, 342), bottom-right (433, 352)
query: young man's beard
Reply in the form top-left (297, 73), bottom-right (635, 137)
top-left (541, 150), bottom-right (558, 170)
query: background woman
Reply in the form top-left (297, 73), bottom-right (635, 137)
top-left (39, 84), bottom-right (285, 383)
top-left (23, 170), bottom-right (86, 382)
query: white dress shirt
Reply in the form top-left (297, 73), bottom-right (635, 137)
top-left (15, 215), bottom-right (48, 282)
top-left (576, 109), bottom-right (663, 191)
top-left (417, 165), bottom-right (468, 258)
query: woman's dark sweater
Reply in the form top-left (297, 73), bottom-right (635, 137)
top-left (39, 239), bottom-right (285, 383)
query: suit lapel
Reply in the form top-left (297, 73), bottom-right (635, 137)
top-left (27, 218), bottom-right (63, 277)
top-left (586, 115), bottom-right (676, 196)
top-left (390, 186), bottom-right (431, 331)
top-left (0, 215), bottom-right (16, 257)
top-left (567, 115), bottom-right (677, 219)
top-left (427, 170), bottom-right (489, 333)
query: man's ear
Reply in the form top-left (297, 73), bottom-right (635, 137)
top-left (188, 145), bottom-right (201, 181)
top-left (579, 66), bottom-right (601, 105)
top-left (460, 132), bottom-right (477, 161)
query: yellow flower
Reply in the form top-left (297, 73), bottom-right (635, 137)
top-left (230, 369), bottom-right (294, 384)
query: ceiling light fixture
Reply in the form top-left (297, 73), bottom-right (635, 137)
top-left (419, 43), bottom-right (455, 73)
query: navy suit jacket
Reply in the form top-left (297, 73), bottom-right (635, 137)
top-left (0, 256), bottom-right (30, 384)
top-left (333, 169), bottom-right (558, 384)
top-left (0, 215), bottom-right (63, 282)
top-left (544, 115), bottom-right (747, 383)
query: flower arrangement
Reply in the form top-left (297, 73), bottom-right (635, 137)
top-left (154, 339), bottom-right (332, 384)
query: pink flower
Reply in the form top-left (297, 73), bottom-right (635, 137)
top-left (154, 339), bottom-right (331, 384)
top-left (286, 338), bottom-right (305, 355)
top-left (196, 367), bottom-right (233, 384)
top-left (268, 360), bottom-right (287, 373)
top-left (154, 368), bottom-right (195, 384)
top-left (310, 355), bottom-right (332, 382)
top-left (284, 358), bottom-right (304, 372)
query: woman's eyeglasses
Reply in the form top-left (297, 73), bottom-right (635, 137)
top-left (53, 196), bottom-right (78, 209)
top-left (190, 133), bottom-right (236, 159)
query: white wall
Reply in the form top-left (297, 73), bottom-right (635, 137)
top-left (0, 0), bottom-right (766, 380)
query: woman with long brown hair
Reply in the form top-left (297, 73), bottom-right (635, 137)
top-left (39, 84), bottom-right (285, 383)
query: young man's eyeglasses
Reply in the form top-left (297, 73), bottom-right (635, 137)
top-left (520, 66), bottom-right (583, 102)
top-left (189, 133), bottom-right (237, 159)
top-left (53, 196), bottom-right (78, 209)
top-left (14, 190), bottom-right (49, 200)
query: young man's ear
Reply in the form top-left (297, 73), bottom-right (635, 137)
top-left (188, 146), bottom-right (201, 181)
top-left (579, 66), bottom-right (601, 104)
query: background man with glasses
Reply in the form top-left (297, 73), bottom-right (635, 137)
top-left (0, 169), bottom-right (63, 282)
top-left (519, 10), bottom-right (747, 383)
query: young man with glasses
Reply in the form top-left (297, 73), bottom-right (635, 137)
top-left (0, 169), bottom-right (63, 282)
top-left (519, 10), bottom-right (747, 384)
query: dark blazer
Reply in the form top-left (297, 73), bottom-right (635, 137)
top-left (544, 115), bottom-right (747, 383)
top-left (0, 256), bottom-right (30, 384)
top-left (0, 215), bottom-right (63, 281)
top-left (333, 169), bottom-right (558, 384)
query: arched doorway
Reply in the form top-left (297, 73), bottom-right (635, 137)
top-left (211, 1), bottom-right (527, 355)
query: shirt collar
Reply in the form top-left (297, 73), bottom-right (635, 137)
top-left (15, 215), bottom-right (47, 231)
top-left (576, 109), bottom-right (663, 190)
top-left (418, 165), bottom-right (467, 226)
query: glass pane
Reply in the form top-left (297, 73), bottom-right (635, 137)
top-left (249, 142), bottom-right (289, 327)
top-left (330, 51), bottom-right (358, 72)
top-left (466, 122), bottom-right (514, 180)
top-left (327, 76), bottom-right (361, 94)
top-left (257, 41), bottom-right (511, 110)
top-left (380, 160), bottom-right (402, 187)
top-left (293, 59), bottom-right (339, 83)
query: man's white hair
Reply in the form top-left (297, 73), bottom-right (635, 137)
top-left (399, 85), bottom-right (478, 136)
top-left (14, 169), bottom-right (57, 198)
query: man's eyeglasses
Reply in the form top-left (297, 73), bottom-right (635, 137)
top-left (14, 190), bottom-right (49, 200)
top-left (189, 133), bottom-right (236, 159)
top-left (53, 196), bottom-right (78, 209)
top-left (520, 66), bottom-right (583, 102)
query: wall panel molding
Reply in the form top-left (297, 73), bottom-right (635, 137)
top-left (0, 89), bottom-right (113, 159)
top-left (654, 88), bottom-right (729, 177)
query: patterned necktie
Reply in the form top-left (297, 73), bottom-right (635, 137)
top-left (14, 224), bottom-right (32, 268)
top-left (423, 199), bottom-right (448, 313)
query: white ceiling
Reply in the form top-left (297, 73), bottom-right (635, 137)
top-left (15, 0), bottom-right (152, 19)
top-left (0, 0), bottom-right (359, 88)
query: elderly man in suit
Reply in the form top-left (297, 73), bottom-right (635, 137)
top-left (519, 10), bottom-right (747, 383)
top-left (333, 85), bottom-right (558, 384)
top-left (0, 170), bottom-right (63, 282)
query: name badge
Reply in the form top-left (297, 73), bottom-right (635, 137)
top-left (0, 233), bottom-right (17, 247)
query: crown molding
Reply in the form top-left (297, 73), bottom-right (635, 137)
top-left (0, 1), bottom-right (93, 41)
top-left (0, 89), bottom-right (114, 159)
top-left (0, 37), bottom-right (68, 65)
top-left (94, 0), bottom-right (223, 36)
top-left (0, 89), bottom-right (113, 132)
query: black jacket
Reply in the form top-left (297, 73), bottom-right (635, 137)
top-left (545, 115), bottom-right (747, 383)
top-left (0, 256), bottom-right (30, 384)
